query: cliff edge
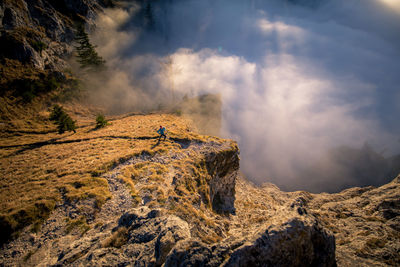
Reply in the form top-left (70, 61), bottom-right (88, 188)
top-left (0, 1), bottom-right (399, 266)
top-left (0, 114), bottom-right (336, 266)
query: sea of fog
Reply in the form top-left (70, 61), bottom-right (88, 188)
top-left (90, 0), bottom-right (400, 192)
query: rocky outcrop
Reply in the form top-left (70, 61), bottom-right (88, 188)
top-left (60, 207), bottom-right (191, 266)
top-left (225, 218), bottom-right (334, 267)
top-left (307, 175), bottom-right (400, 266)
top-left (205, 143), bottom-right (239, 213)
top-left (0, 0), bottom-right (111, 72)
top-left (0, 106), bottom-right (397, 266)
top-left (165, 208), bottom-right (336, 267)
top-left (0, 137), bottom-right (338, 266)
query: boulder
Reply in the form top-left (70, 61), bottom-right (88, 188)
top-left (165, 212), bottom-right (336, 267)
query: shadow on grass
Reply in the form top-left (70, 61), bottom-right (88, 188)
top-left (0, 135), bottom-right (161, 157)
top-left (1, 135), bottom-right (196, 158)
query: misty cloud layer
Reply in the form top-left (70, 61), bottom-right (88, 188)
top-left (90, 0), bottom-right (400, 192)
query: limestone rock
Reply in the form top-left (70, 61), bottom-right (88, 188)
top-left (0, 0), bottom-right (107, 71)
top-left (225, 218), bottom-right (335, 267)
top-left (205, 144), bottom-right (239, 213)
top-left (308, 175), bottom-right (400, 266)
top-left (1, 120), bottom-right (397, 266)
top-left (0, 138), bottom-right (338, 267)
top-left (165, 206), bottom-right (336, 267)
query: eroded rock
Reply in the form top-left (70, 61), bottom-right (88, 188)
top-left (165, 207), bottom-right (336, 267)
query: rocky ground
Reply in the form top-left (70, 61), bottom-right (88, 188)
top-left (1, 133), bottom-right (337, 266)
top-left (0, 1), bottom-right (399, 266)
top-left (308, 176), bottom-right (400, 266)
top-left (0, 121), bottom-right (399, 265)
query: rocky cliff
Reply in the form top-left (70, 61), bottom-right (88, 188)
top-left (307, 176), bottom-right (400, 266)
top-left (1, 111), bottom-right (398, 266)
top-left (0, 1), bottom-right (399, 266)
top-left (0, 0), bottom-right (110, 72)
top-left (0, 114), bottom-right (337, 266)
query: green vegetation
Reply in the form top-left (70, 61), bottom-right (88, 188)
top-left (29, 40), bottom-right (47, 54)
top-left (95, 114), bottom-right (109, 129)
top-left (0, 112), bottom-right (224, 246)
top-left (75, 24), bottom-right (106, 71)
top-left (53, 77), bottom-right (83, 102)
top-left (49, 104), bottom-right (77, 134)
top-left (12, 75), bottom-right (61, 102)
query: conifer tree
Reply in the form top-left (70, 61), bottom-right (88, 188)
top-left (50, 104), bottom-right (77, 134)
top-left (74, 24), bottom-right (106, 71)
top-left (95, 114), bottom-right (108, 129)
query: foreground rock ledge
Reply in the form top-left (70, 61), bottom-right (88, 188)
top-left (0, 137), bottom-right (336, 266)
top-left (166, 215), bottom-right (336, 267)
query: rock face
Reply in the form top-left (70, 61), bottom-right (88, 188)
top-left (0, 0), bottom-right (110, 71)
top-left (224, 218), bottom-right (335, 267)
top-left (59, 207), bottom-right (191, 266)
top-left (307, 175), bottom-right (400, 266)
top-left (0, 118), bottom-right (397, 266)
top-left (0, 137), bottom-right (337, 266)
top-left (205, 144), bottom-right (239, 213)
top-left (0, 1), bottom-right (398, 265)
top-left (165, 209), bottom-right (336, 267)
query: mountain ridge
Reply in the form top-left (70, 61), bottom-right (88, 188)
top-left (0, 1), bottom-right (399, 266)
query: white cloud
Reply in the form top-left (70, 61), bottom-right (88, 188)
top-left (91, 0), bottom-right (400, 191)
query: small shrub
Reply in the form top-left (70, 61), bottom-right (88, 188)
top-left (12, 75), bottom-right (61, 102)
top-left (49, 104), bottom-right (76, 134)
top-left (65, 216), bottom-right (90, 235)
top-left (173, 108), bottom-right (182, 116)
top-left (30, 40), bottom-right (47, 53)
top-left (95, 114), bottom-right (108, 129)
top-left (49, 104), bottom-right (64, 121)
top-left (103, 227), bottom-right (128, 248)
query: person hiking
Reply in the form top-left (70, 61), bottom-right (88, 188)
top-left (157, 125), bottom-right (167, 141)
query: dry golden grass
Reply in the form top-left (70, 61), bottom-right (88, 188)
top-left (102, 227), bottom-right (128, 248)
top-left (110, 125), bottom-right (234, 244)
top-left (0, 96), bottom-right (54, 134)
top-left (0, 88), bottom-right (236, 246)
top-left (65, 216), bottom-right (91, 235)
top-left (0, 103), bottom-right (216, 242)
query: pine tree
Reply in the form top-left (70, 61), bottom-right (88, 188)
top-left (95, 114), bottom-right (108, 129)
top-left (75, 24), bottom-right (106, 71)
top-left (49, 104), bottom-right (77, 134)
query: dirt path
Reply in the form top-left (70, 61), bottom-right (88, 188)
top-left (96, 160), bottom-right (135, 224)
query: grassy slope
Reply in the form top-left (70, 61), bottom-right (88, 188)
top-left (0, 0), bottom-right (235, 245)
top-left (0, 100), bottom-right (225, 242)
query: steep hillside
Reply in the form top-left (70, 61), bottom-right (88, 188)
top-left (0, 0), bottom-right (111, 74)
top-left (0, 1), bottom-right (399, 266)
top-left (1, 110), bottom-right (398, 265)
top-left (0, 113), bottom-right (336, 266)
top-left (0, 113), bottom-right (219, 242)
top-left (0, 0), bottom-right (115, 135)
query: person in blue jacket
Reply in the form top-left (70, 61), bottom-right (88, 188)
top-left (157, 125), bottom-right (167, 141)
